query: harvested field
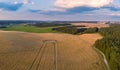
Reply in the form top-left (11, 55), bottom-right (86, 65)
top-left (71, 23), bottom-right (109, 28)
top-left (78, 33), bottom-right (102, 44)
top-left (0, 30), bottom-right (106, 70)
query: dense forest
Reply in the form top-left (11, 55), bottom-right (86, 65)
top-left (94, 24), bottom-right (120, 70)
top-left (52, 26), bottom-right (79, 34)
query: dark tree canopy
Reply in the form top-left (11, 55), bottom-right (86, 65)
top-left (95, 24), bottom-right (120, 70)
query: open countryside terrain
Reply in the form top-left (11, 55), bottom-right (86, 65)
top-left (0, 25), bottom-right (58, 33)
top-left (71, 22), bottom-right (109, 28)
top-left (0, 30), bottom-right (107, 70)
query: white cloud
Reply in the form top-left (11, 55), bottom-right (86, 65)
top-left (110, 13), bottom-right (120, 16)
top-left (49, 8), bottom-right (66, 12)
top-left (0, 9), bottom-right (3, 12)
top-left (55, 0), bottom-right (113, 9)
top-left (23, 0), bottom-right (29, 4)
top-left (31, 1), bottom-right (35, 5)
top-left (14, 1), bottom-right (18, 4)
top-left (23, 0), bottom-right (35, 5)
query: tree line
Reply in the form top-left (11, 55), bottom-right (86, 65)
top-left (53, 26), bottom-right (98, 34)
top-left (94, 24), bottom-right (120, 70)
top-left (29, 23), bottom-right (70, 27)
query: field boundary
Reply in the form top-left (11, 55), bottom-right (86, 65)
top-left (78, 36), bottom-right (109, 70)
top-left (93, 46), bottom-right (110, 70)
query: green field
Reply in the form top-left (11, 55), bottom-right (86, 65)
top-left (0, 25), bottom-right (59, 33)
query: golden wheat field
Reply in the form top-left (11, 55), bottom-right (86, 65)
top-left (71, 23), bottom-right (109, 28)
top-left (0, 30), bottom-right (106, 70)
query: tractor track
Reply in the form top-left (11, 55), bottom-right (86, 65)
top-left (36, 42), bottom-right (47, 70)
top-left (28, 40), bottom-right (58, 70)
top-left (29, 42), bottom-right (46, 70)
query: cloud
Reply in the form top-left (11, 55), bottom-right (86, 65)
top-left (29, 6), bottom-right (120, 16)
top-left (65, 6), bottom-right (120, 15)
top-left (0, 9), bottom-right (3, 12)
top-left (67, 7), bottom-right (98, 13)
top-left (0, 2), bottom-right (23, 11)
top-left (104, 6), bottom-right (120, 11)
top-left (28, 0), bottom-right (120, 16)
top-left (55, 0), bottom-right (113, 9)
top-left (28, 6), bottom-right (99, 15)
top-left (28, 9), bottom-right (41, 13)
top-left (31, 1), bottom-right (35, 5)
top-left (14, 1), bottom-right (18, 4)
top-left (110, 13), bottom-right (120, 16)
top-left (23, 0), bottom-right (29, 4)
top-left (23, 0), bottom-right (34, 5)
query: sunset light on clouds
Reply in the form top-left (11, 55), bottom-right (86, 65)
top-left (55, 0), bottom-right (113, 8)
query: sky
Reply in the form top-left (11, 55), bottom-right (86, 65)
top-left (0, 0), bottom-right (120, 21)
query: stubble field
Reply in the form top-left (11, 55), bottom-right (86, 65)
top-left (71, 23), bottom-right (109, 28)
top-left (0, 30), bottom-right (106, 70)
